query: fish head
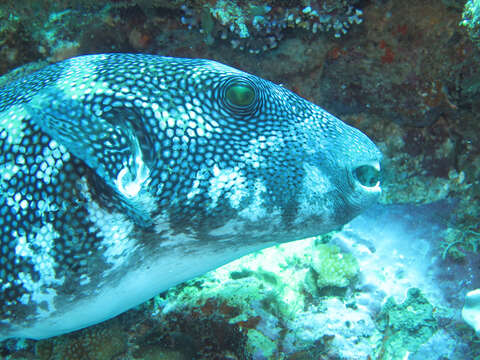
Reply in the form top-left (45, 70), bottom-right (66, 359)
top-left (177, 59), bottom-right (382, 241)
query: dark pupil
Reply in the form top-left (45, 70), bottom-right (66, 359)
top-left (226, 84), bottom-right (255, 106)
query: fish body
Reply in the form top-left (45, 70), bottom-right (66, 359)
top-left (0, 54), bottom-right (381, 339)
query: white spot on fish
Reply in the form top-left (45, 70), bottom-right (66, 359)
top-left (238, 179), bottom-right (268, 222)
top-left (87, 198), bottom-right (136, 272)
top-left (186, 167), bottom-right (209, 200)
top-left (0, 105), bottom-right (28, 144)
top-left (14, 223), bottom-right (64, 310)
top-left (208, 165), bottom-right (247, 209)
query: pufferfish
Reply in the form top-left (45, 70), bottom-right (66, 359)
top-left (0, 53), bottom-right (381, 340)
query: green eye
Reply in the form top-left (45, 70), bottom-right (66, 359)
top-left (226, 84), bottom-right (255, 107)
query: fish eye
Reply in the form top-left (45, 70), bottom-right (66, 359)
top-left (225, 83), bottom-right (255, 107)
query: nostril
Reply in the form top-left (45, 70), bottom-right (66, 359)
top-left (354, 164), bottom-right (381, 188)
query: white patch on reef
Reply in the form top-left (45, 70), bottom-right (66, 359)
top-left (14, 223), bottom-right (64, 312)
top-left (208, 164), bottom-right (247, 209)
top-left (332, 204), bottom-right (450, 308)
top-left (291, 298), bottom-right (376, 359)
top-left (295, 163), bottom-right (333, 224)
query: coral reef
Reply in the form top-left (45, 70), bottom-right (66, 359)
top-left (181, 0), bottom-right (364, 53)
top-left (35, 319), bottom-right (127, 360)
top-left (142, 238), bottom-right (381, 359)
top-left (462, 0), bottom-right (480, 44)
top-left (305, 243), bottom-right (359, 296)
top-left (0, 0), bottom-right (366, 74)
top-left (376, 288), bottom-right (438, 359)
top-left (286, 298), bottom-right (378, 359)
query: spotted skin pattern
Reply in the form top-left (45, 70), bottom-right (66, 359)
top-left (0, 54), bottom-right (381, 339)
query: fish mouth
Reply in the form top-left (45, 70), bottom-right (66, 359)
top-left (353, 162), bottom-right (381, 192)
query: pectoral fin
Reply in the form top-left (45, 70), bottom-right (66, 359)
top-left (26, 88), bottom-right (154, 226)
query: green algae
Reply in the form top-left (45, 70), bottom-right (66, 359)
top-left (376, 288), bottom-right (437, 360)
top-left (309, 243), bottom-right (359, 292)
top-left (246, 329), bottom-right (277, 359)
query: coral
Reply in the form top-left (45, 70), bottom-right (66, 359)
top-left (461, 0), bottom-right (480, 45)
top-left (308, 243), bottom-right (359, 292)
top-left (0, 3), bottom-right (40, 75)
top-left (376, 288), bottom-right (438, 360)
top-left (410, 329), bottom-right (465, 360)
top-left (349, 112), bottom-right (479, 263)
top-left (441, 225), bottom-right (480, 260)
top-left (246, 329), bottom-right (277, 359)
top-left (142, 237), bottom-right (375, 358)
top-left (180, 0), bottom-right (364, 53)
top-left (146, 238), bottom-right (316, 358)
top-left (35, 318), bottom-right (127, 360)
top-left (0, 0), bottom-right (111, 73)
top-left (142, 237), bottom-right (377, 358)
top-left (129, 306), bottom-right (248, 360)
top-left (285, 298), bottom-right (379, 359)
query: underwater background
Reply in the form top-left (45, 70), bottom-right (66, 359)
top-left (0, 0), bottom-right (479, 359)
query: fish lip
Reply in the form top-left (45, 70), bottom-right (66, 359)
top-left (359, 180), bottom-right (382, 193)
